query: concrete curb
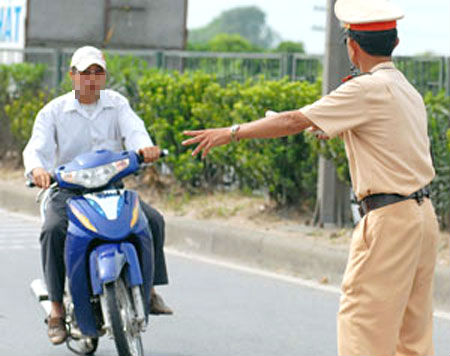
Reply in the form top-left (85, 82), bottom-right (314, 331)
top-left (1, 179), bottom-right (449, 312)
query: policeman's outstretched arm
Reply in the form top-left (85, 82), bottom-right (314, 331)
top-left (182, 110), bottom-right (314, 158)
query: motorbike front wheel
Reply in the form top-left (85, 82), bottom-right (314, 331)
top-left (104, 278), bottom-right (144, 356)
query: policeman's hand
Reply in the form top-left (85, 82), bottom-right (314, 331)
top-left (182, 128), bottom-right (231, 159)
top-left (32, 167), bottom-right (52, 189)
top-left (138, 146), bottom-right (161, 163)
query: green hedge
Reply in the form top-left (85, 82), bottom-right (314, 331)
top-left (138, 72), bottom-right (321, 206)
top-left (0, 63), bottom-right (51, 154)
top-left (425, 91), bottom-right (450, 226)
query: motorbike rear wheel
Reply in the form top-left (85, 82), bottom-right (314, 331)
top-left (66, 336), bottom-right (99, 356)
top-left (104, 278), bottom-right (144, 356)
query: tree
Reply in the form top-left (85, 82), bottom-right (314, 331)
top-left (274, 41), bottom-right (305, 54)
top-left (188, 6), bottom-right (280, 49)
top-left (188, 33), bottom-right (261, 52)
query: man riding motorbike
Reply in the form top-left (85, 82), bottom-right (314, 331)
top-left (23, 46), bottom-right (173, 346)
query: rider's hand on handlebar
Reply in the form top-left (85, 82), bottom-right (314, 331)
top-left (138, 146), bottom-right (161, 163)
top-left (32, 167), bottom-right (52, 189)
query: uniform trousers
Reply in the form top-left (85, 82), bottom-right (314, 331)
top-left (338, 198), bottom-right (439, 356)
top-left (40, 188), bottom-right (169, 302)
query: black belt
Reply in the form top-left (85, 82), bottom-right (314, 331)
top-left (359, 187), bottom-right (430, 217)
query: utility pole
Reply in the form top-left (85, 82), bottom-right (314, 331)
top-left (447, 57), bottom-right (450, 96)
top-left (314, 0), bottom-right (352, 228)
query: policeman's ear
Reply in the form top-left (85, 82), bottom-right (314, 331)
top-left (348, 38), bottom-right (360, 53)
top-left (346, 37), bottom-right (359, 58)
top-left (394, 37), bottom-right (400, 49)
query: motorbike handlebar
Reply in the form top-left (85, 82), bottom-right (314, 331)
top-left (137, 148), bottom-right (169, 164)
top-left (26, 180), bottom-right (35, 188)
top-left (26, 176), bottom-right (55, 189)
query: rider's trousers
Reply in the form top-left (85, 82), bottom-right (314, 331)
top-left (40, 189), bottom-right (169, 302)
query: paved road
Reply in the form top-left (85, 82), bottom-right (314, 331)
top-left (0, 209), bottom-right (449, 356)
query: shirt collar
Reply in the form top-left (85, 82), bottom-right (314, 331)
top-left (369, 61), bottom-right (396, 73)
top-left (99, 90), bottom-right (115, 109)
top-left (63, 91), bottom-right (78, 113)
top-left (63, 90), bottom-right (115, 113)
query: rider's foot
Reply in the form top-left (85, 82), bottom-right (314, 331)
top-left (46, 316), bottom-right (67, 345)
top-left (150, 292), bottom-right (173, 315)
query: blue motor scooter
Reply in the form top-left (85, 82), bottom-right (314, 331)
top-left (30, 149), bottom-right (167, 356)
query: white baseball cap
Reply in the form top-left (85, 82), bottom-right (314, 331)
top-left (335, 0), bottom-right (404, 30)
top-left (70, 46), bottom-right (107, 72)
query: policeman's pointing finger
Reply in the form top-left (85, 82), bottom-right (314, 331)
top-left (202, 142), bottom-right (213, 159)
top-left (191, 139), bottom-right (209, 157)
top-left (183, 130), bottom-right (204, 137)
top-left (182, 135), bottom-right (204, 146)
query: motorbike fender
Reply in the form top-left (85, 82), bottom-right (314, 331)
top-left (90, 242), bottom-right (144, 295)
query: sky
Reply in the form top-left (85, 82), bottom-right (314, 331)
top-left (187, 0), bottom-right (450, 56)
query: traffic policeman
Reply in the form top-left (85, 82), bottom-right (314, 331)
top-left (182, 0), bottom-right (439, 354)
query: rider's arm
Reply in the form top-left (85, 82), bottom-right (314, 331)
top-left (117, 98), bottom-right (154, 152)
top-left (23, 109), bottom-right (57, 178)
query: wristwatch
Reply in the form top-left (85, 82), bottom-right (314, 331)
top-left (230, 124), bottom-right (241, 142)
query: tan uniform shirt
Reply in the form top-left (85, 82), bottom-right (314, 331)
top-left (300, 61), bottom-right (435, 200)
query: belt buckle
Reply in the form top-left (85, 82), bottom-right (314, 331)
top-left (358, 200), bottom-right (369, 217)
top-left (358, 204), bottom-right (364, 218)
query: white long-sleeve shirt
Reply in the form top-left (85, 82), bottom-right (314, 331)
top-left (23, 89), bottom-right (153, 176)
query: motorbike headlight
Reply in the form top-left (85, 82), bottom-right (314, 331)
top-left (60, 158), bottom-right (129, 188)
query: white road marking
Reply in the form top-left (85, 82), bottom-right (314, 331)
top-left (0, 209), bottom-right (40, 251)
top-left (0, 245), bottom-right (40, 251)
top-left (166, 248), bottom-right (450, 322)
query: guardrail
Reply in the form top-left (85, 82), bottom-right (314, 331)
top-left (0, 47), bottom-right (448, 95)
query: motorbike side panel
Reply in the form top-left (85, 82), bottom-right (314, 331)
top-left (65, 190), bottom-right (154, 337)
top-left (65, 224), bottom-right (99, 337)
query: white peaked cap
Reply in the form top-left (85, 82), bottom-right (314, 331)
top-left (335, 0), bottom-right (404, 27)
top-left (70, 46), bottom-right (107, 72)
